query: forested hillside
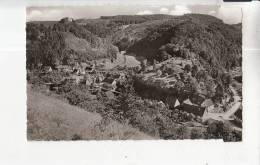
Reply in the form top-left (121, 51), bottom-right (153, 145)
top-left (113, 14), bottom-right (242, 73)
top-left (27, 14), bottom-right (241, 87)
top-left (76, 14), bottom-right (175, 38)
top-left (27, 14), bottom-right (242, 141)
top-left (26, 20), bottom-right (118, 69)
top-left (27, 13), bottom-right (242, 90)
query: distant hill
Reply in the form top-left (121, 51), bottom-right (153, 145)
top-left (27, 14), bottom-right (242, 75)
top-left (26, 20), bottom-right (118, 68)
top-left (27, 21), bottom-right (58, 27)
top-left (75, 14), bottom-right (176, 38)
top-left (112, 14), bottom-right (241, 76)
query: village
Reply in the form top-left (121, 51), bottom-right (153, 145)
top-left (38, 52), bottom-right (242, 133)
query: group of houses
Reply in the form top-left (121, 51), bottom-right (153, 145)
top-left (138, 57), bottom-right (241, 126)
top-left (171, 96), bottom-right (216, 117)
top-left (44, 60), bottom-right (127, 95)
top-left (42, 56), bottom-right (241, 129)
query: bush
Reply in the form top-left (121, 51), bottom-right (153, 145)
top-left (71, 134), bottom-right (82, 140)
top-left (222, 122), bottom-right (242, 142)
top-left (190, 128), bottom-right (203, 139)
top-left (65, 88), bottom-right (91, 106)
top-left (206, 120), bottom-right (224, 138)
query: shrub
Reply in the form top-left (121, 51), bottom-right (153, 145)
top-left (65, 88), bottom-right (91, 106)
top-left (71, 134), bottom-right (82, 140)
top-left (190, 128), bottom-right (203, 139)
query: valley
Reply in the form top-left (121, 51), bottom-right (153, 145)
top-left (26, 14), bottom-right (242, 141)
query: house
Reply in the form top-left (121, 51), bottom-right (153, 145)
top-left (105, 91), bottom-right (115, 99)
top-left (85, 74), bottom-right (93, 87)
top-left (197, 82), bottom-right (208, 96)
top-left (156, 70), bottom-right (162, 77)
top-left (85, 78), bottom-right (92, 87)
top-left (72, 69), bottom-right (80, 75)
top-left (111, 79), bottom-right (117, 91)
top-left (46, 82), bottom-right (63, 91)
top-left (204, 105), bottom-right (215, 113)
top-left (60, 17), bottom-right (74, 23)
top-left (201, 99), bottom-right (214, 108)
top-left (183, 99), bottom-right (192, 105)
top-left (119, 72), bottom-right (126, 80)
top-left (56, 65), bottom-right (73, 72)
top-left (70, 75), bottom-right (84, 84)
top-left (181, 99), bottom-right (205, 116)
top-left (55, 65), bottom-right (63, 71)
top-left (96, 73), bottom-right (105, 83)
top-left (43, 66), bottom-right (52, 73)
top-left (158, 101), bottom-right (166, 108)
top-left (80, 62), bottom-right (89, 70)
top-left (102, 77), bottom-right (116, 91)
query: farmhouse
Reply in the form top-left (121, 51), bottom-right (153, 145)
top-left (201, 99), bottom-right (214, 108)
top-left (70, 75), bottom-right (84, 84)
top-left (43, 66), bottom-right (52, 73)
top-left (60, 17), bottom-right (74, 23)
top-left (180, 99), bottom-right (205, 116)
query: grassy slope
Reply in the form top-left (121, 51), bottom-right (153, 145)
top-left (27, 85), bottom-right (153, 140)
top-left (63, 32), bottom-right (91, 52)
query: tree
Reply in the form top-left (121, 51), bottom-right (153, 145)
top-left (26, 23), bottom-right (40, 41)
top-left (205, 79), bottom-right (216, 97)
top-left (199, 50), bottom-right (207, 59)
top-left (39, 31), bottom-right (66, 67)
top-left (190, 128), bottom-right (202, 139)
top-left (211, 69), bottom-right (219, 79)
top-left (188, 76), bottom-right (199, 94)
top-left (140, 59), bottom-right (147, 72)
top-left (196, 69), bottom-right (207, 82)
top-left (159, 50), bottom-right (170, 61)
top-left (191, 65), bottom-right (198, 77)
top-left (175, 81), bottom-right (185, 93)
top-left (222, 73), bottom-right (232, 88)
top-left (215, 84), bottom-right (224, 98)
top-left (184, 64), bottom-right (191, 73)
top-left (107, 44), bottom-right (119, 60)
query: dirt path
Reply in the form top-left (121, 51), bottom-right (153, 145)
top-left (223, 85), bottom-right (242, 119)
top-left (202, 85), bottom-right (242, 123)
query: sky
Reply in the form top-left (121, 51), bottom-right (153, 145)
top-left (27, 5), bottom-right (242, 24)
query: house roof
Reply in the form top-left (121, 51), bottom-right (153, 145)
top-left (181, 103), bottom-right (205, 116)
top-left (183, 99), bottom-right (193, 105)
top-left (105, 91), bottom-right (115, 99)
top-left (70, 75), bottom-right (84, 80)
top-left (174, 99), bottom-right (180, 107)
top-left (201, 99), bottom-right (214, 107)
top-left (102, 77), bottom-right (114, 84)
top-left (81, 63), bottom-right (91, 69)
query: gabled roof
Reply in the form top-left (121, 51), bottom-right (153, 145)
top-left (181, 102), bottom-right (205, 116)
top-left (174, 99), bottom-right (180, 107)
top-left (183, 99), bottom-right (193, 105)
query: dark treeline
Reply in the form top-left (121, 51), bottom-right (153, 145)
top-left (26, 21), bottom-right (119, 69)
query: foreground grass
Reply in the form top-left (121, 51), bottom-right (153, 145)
top-left (27, 85), bottom-right (153, 140)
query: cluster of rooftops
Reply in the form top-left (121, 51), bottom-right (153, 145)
top-left (42, 56), bottom-right (241, 129)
